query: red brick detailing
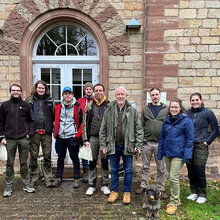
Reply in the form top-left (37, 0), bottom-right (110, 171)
top-left (108, 35), bottom-right (130, 56)
top-left (147, 0), bottom-right (179, 6)
top-left (3, 10), bottom-right (29, 41)
top-left (72, 0), bottom-right (85, 11)
top-left (146, 65), bottom-right (178, 77)
top-left (44, 0), bottom-right (51, 10)
top-left (88, 0), bottom-right (99, 15)
top-left (147, 41), bottom-right (170, 53)
top-left (147, 19), bottom-right (178, 29)
top-left (147, 29), bottom-right (164, 41)
top-left (0, 40), bottom-right (19, 55)
top-left (147, 5), bottom-right (164, 17)
top-left (146, 54), bottom-right (163, 65)
top-left (21, 0), bottom-right (41, 18)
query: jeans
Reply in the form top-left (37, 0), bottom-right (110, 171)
top-left (82, 159), bottom-right (89, 170)
top-left (55, 137), bottom-right (80, 179)
top-left (109, 145), bottom-right (133, 193)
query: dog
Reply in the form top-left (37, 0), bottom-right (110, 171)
top-left (142, 185), bottom-right (161, 218)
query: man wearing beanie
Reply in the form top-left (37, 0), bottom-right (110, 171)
top-left (77, 82), bottom-right (94, 183)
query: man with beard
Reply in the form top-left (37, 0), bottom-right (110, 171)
top-left (0, 84), bottom-right (35, 197)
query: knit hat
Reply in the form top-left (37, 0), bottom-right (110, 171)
top-left (84, 82), bottom-right (93, 91)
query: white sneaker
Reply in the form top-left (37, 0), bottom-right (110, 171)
top-left (85, 187), bottom-right (96, 196)
top-left (187, 193), bottom-right (198, 201)
top-left (101, 186), bottom-right (110, 195)
top-left (196, 197), bottom-right (206, 204)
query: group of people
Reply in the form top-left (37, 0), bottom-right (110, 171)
top-left (0, 82), bottom-right (218, 215)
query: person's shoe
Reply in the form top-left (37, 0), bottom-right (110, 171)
top-left (72, 179), bottom-right (80, 188)
top-left (166, 201), bottom-right (181, 207)
top-left (135, 187), bottom-right (145, 194)
top-left (3, 188), bottom-right (12, 197)
top-left (82, 169), bottom-right (88, 183)
top-left (196, 197), bottom-right (206, 204)
top-left (166, 205), bottom-right (177, 215)
top-left (85, 187), bottom-right (96, 195)
top-left (23, 185), bottom-right (35, 193)
top-left (101, 186), bottom-right (110, 195)
top-left (123, 192), bottom-right (131, 204)
top-left (187, 193), bottom-right (198, 201)
top-left (53, 178), bottom-right (62, 186)
top-left (45, 180), bottom-right (56, 188)
top-left (161, 191), bottom-right (169, 199)
top-left (30, 179), bottom-right (37, 187)
top-left (108, 191), bottom-right (119, 203)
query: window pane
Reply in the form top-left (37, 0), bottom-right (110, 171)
top-left (41, 68), bottom-right (50, 84)
top-left (67, 25), bottom-right (86, 46)
top-left (77, 35), bottom-right (97, 55)
top-left (52, 85), bottom-right (61, 101)
top-left (73, 86), bottom-right (81, 100)
top-left (47, 25), bottom-right (66, 46)
top-left (83, 69), bottom-right (92, 83)
top-left (37, 35), bottom-right (56, 55)
top-left (72, 69), bottom-right (81, 84)
top-left (52, 69), bottom-right (60, 84)
top-left (68, 45), bottom-right (77, 56)
top-left (56, 45), bottom-right (66, 56)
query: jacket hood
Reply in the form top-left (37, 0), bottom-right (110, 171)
top-left (166, 113), bottom-right (188, 125)
top-left (62, 97), bottom-right (76, 108)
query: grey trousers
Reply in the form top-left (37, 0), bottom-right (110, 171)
top-left (140, 141), bottom-right (166, 191)
top-left (88, 136), bottom-right (109, 187)
top-left (5, 137), bottom-right (30, 188)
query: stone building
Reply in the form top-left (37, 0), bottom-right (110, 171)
top-left (0, 0), bottom-right (219, 178)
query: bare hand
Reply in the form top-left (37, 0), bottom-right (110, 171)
top-left (134, 148), bottom-right (141, 156)
top-left (102, 148), bottom-right (108, 155)
top-left (1, 138), bottom-right (7, 145)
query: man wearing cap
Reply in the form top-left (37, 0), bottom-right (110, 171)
top-left (77, 82), bottom-right (94, 183)
top-left (82, 83), bottom-right (110, 196)
top-left (54, 87), bottom-right (83, 188)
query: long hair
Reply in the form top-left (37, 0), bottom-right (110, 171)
top-left (31, 80), bottom-right (50, 97)
top-left (190, 92), bottom-right (203, 104)
top-left (168, 98), bottom-right (186, 114)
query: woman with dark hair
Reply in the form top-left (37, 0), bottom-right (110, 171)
top-left (158, 98), bottom-right (194, 215)
top-left (186, 92), bottom-right (219, 204)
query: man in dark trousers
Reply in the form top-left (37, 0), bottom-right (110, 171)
top-left (136, 88), bottom-right (168, 199)
top-left (0, 84), bottom-right (35, 197)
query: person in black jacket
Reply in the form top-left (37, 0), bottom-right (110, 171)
top-left (26, 80), bottom-right (57, 188)
top-left (0, 84), bottom-right (35, 197)
top-left (186, 92), bottom-right (219, 204)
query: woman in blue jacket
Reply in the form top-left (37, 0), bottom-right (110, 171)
top-left (186, 92), bottom-right (219, 204)
top-left (158, 98), bottom-right (194, 215)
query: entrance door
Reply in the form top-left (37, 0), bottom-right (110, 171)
top-left (34, 63), bottom-right (98, 164)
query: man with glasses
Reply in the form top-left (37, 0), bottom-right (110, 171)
top-left (54, 87), bottom-right (83, 188)
top-left (26, 80), bottom-right (56, 188)
top-left (0, 84), bottom-right (35, 197)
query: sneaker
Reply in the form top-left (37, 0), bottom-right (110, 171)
top-left (135, 187), bottom-right (145, 194)
top-left (23, 185), bottom-right (35, 193)
top-left (45, 180), bottom-right (57, 188)
top-left (196, 197), bottom-right (206, 204)
top-left (101, 186), bottom-right (110, 195)
top-left (161, 191), bottom-right (169, 199)
top-left (53, 178), bottom-right (62, 186)
top-left (86, 187), bottom-right (96, 195)
top-left (72, 179), bottom-right (80, 188)
top-left (3, 188), bottom-right (12, 197)
top-left (123, 192), bottom-right (131, 204)
top-left (166, 204), bottom-right (177, 215)
top-left (108, 191), bottom-right (119, 203)
top-left (187, 193), bottom-right (198, 201)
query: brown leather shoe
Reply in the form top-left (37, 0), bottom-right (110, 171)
top-left (161, 191), bottom-right (169, 199)
top-left (135, 187), bottom-right (145, 194)
top-left (123, 192), bottom-right (131, 204)
top-left (108, 191), bottom-right (119, 203)
top-left (166, 205), bottom-right (177, 215)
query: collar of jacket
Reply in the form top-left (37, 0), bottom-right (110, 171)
top-left (191, 104), bottom-right (204, 113)
top-left (167, 113), bottom-right (187, 125)
top-left (10, 96), bottom-right (21, 103)
top-left (94, 95), bottom-right (107, 106)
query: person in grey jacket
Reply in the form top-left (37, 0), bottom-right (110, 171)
top-left (100, 87), bottom-right (144, 204)
top-left (136, 88), bottom-right (168, 199)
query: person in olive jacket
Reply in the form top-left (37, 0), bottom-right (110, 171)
top-left (0, 84), bottom-right (35, 197)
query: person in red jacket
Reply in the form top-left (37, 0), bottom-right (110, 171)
top-left (54, 87), bottom-right (83, 188)
top-left (77, 82), bottom-right (94, 183)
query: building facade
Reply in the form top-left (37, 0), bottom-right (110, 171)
top-left (0, 0), bottom-right (219, 178)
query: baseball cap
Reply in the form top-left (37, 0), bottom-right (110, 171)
top-left (62, 87), bottom-right (73, 94)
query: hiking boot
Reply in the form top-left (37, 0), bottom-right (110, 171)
top-left (3, 188), bottom-right (12, 197)
top-left (187, 193), bottom-right (198, 201)
top-left (108, 191), bottom-right (119, 203)
top-left (135, 187), bottom-right (145, 194)
top-left (23, 185), bottom-right (35, 193)
top-left (161, 191), bottom-right (168, 199)
top-left (85, 187), bottom-right (96, 195)
top-left (166, 204), bottom-right (177, 215)
top-left (166, 201), bottom-right (181, 207)
top-left (53, 178), bottom-right (62, 186)
top-left (196, 197), bottom-right (206, 204)
top-left (101, 186), bottom-right (110, 195)
top-left (82, 169), bottom-right (88, 183)
top-left (123, 192), bottom-right (131, 204)
top-left (72, 179), bottom-right (80, 188)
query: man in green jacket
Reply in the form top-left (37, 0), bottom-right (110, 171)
top-left (135, 88), bottom-right (168, 199)
top-left (100, 87), bottom-right (143, 204)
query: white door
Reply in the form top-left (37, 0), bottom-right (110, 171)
top-left (34, 63), bottom-right (99, 164)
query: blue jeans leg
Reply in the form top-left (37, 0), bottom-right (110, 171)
top-left (82, 159), bottom-right (89, 170)
top-left (122, 154), bottom-right (133, 192)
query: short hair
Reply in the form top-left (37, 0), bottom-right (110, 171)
top-left (93, 83), bottom-right (105, 92)
top-left (168, 98), bottom-right (186, 114)
top-left (9, 84), bottom-right (22, 92)
top-left (31, 80), bottom-right (50, 97)
top-left (115, 86), bottom-right (128, 95)
top-left (190, 92), bottom-right (202, 101)
top-left (150, 88), bottom-right (161, 94)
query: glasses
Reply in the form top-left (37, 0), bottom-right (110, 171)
top-left (11, 90), bottom-right (21, 92)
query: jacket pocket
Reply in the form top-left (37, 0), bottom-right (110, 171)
top-left (194, 143), bottom-right (209, 166)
